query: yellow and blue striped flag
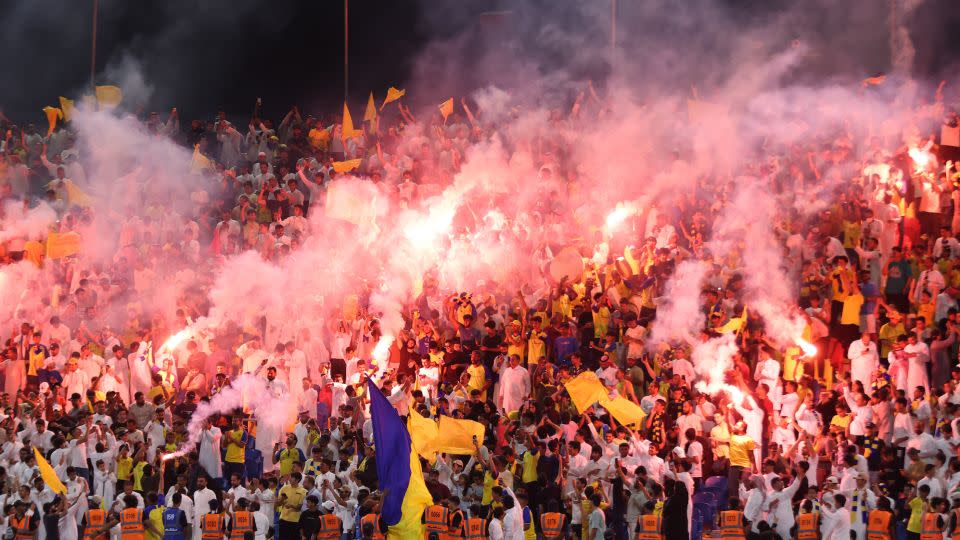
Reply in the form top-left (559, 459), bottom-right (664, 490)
top-left (367, 380), bottom-right (433, 539)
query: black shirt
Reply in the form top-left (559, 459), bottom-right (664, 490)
top-left (298, 509), bottom-right (321, 538)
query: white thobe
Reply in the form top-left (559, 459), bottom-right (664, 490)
top-left (498, 366), bottom-right (530, 414)
top-left (198, 427), bottom-right (223, 480)
top-left (847, 340), bottom-right (879, 385)
top-left (905, 342), bottom-right (931, 393)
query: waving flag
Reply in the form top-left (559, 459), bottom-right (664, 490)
top-left (34, 448), bottom-right (66, 494)
top-left (439, 98), bottom-right (454, 123)
top-left (42, 107), bottom-right (62, 136)
top-left (380, 87), bottom-right (405, 110)
top-left (433, 416), bottom-right (485, 455)
top-left (59, 97), bottom-right (75, 122)
top-left (342, 102), bottom-right (363, 141)
top-left (367, 380), bottom-right (433, 539)
top-left (563, 372), bottom-right (608, 413)
top-left (364, 92), bottom-right (377, 123)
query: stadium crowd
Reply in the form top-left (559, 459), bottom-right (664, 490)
top-left (2, 80), bottom-right (960, 540)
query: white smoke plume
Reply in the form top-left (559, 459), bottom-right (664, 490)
top-left (0, 200), bottom-right (57, 243)
top-left (167, 374), bottom-right (296, 459)
top-left (648, 260), bottom-right (708, 346)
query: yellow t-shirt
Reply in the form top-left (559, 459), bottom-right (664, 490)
top-left (842, 221), bottom-right (862, 249)
top-left (592, 307), bottom-right (611, 338)
top-left (830, 414), bottom-right (851, 431)
top-left (907, 497), bottom-right (924, 533)
top-left (307, 128), bottom-right (330, 151)
top-left (278, 484), bottom-right (307, 522)
top-left (467, 364), bottom-right (486, 399)
top-left (918, 302), bottom-right (935, 326)
top-left (481, 471), bottom-right (496, 505)
top-left (527, 333), bottom-right (546, 365)
top-left (728, 434), bottom-right (755, 469)
top-left (132, 461), bottom-right (147, 491)
top-left (276, 448), bottom-right (302, 477)
top-left (116, 456), bottom-right (133, 481)
top-left (521, 451), bottom-right (539, 484)
top-left (224, 429), bottom-right (246, 463)
top-left (146, 506), bottom-right (164, 540)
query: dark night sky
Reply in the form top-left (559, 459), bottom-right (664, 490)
top-left (1, 0), bottom-right (959, 124)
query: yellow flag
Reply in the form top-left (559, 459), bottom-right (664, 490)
top-left (191, 144), bottom-right (212, 173)
top-left (341, 102), bottom-right (362, 141)
top-left (64, 180), bottom-right (93, 207)
top-left (34, 448), bottom-right (66, 494)
top-left (439, 98), bottom-right (454, 123)
top-left (95, 85), bottom-right (123, 109)
top-left (380, 87), bottom-right (405, 110)
top-left (46, 231), bottom-right (82, 259)
top-left (23, 240), bottom-right (45, 267)
top-left (42, 107), bottom-right (62, 137)
top-left (59, 97), bottom-right (74, 122)
top-left (433, 416), bottom-right (486, 455)
top-left (407, 410), bottom-right (439, 461)
top-left (598, 395), bottom-right (645, 427)
top-left (717, 305), bottom-right (748, 334)
top-left (563, 372), bottom-right (608, 413)
top-left (363, 92), bottom-right (377, 123)
top-left (332, 159), bottom-right (362, 173)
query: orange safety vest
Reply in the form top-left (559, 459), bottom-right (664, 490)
top-left (867, 510), bottom-right (893, 540)
top-left (921, 513), bottom-right (944, 540)
top-left (201, 514), bottom-right (224, 540)
top-left (463, 517), bottom-right (487, 540)
top-left (797, 512), bottom-right (819, 540)
top-left (84, 509), bottom-right (108, 540)
top-left (424, 505), bottom-right (450, 533)
top-left (637, 514), bottom-right (662, 540)
top-left (317, 514), bottom-right (341, 539)
top-left (445, 509), bottom-right (464, 539)
top-left (540, 512), bottom-right (565, 539)
top-left (120, 509), bottom-right (145, 540)
top-left (719, 510), bottom-right (746, 540)
top-left (360, 514), bottom-right (385, 540)
top-left (11, 515), bottom-right (33, 540)
top-left (229, 512), bottom-right (252, 540)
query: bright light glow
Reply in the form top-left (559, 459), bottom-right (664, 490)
top-left (160, 453), bottom-right (176, 462)
top-left (909, 146), bottom-right (932, 173)
top-left (160, 329), bottom-right (190, 353)
top-left (371, 336), bottom-right (394, 370)
top-left (726, 386), bottom-right (745, 406)
top-left (797, 339), bottom-right (817, 357)
top-left (606, 207), bottom-right (632, 230)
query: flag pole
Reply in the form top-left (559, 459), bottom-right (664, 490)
top-left (344, 0), bottom-right (349, 101)
top-left (90, 0), bottom-right (98, 88)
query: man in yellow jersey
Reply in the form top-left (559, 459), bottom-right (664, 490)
top-left (222, 422), bottom-right (247, 483)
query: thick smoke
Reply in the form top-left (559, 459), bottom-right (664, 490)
top-left (3, 0), bottom-right (958, 454)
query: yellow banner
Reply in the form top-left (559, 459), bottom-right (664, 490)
top-left (46, 231), bottom-right (82, 259)
top-left (95, 85), bottom-right (123, 109)
top-left (332, 159), bottom-right (362, 173)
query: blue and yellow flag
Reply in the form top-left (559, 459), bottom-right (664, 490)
top-left (367, 380), bottom-right (433, 539)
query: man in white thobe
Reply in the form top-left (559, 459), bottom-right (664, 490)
top-left (847, 334), bottom-right (879, 386)
top-left (497, 355), bottom-right (530, 414)
top-left (191, 476), bottom-right (217, 540)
